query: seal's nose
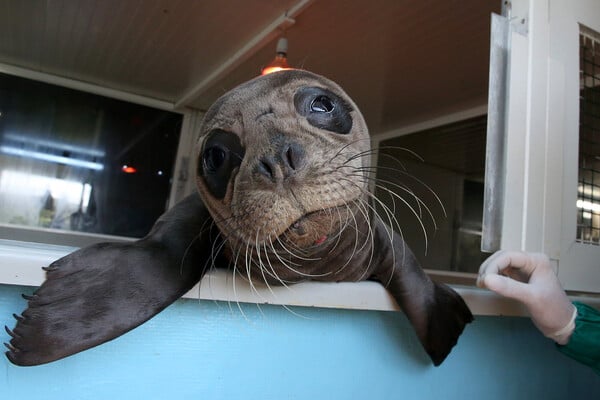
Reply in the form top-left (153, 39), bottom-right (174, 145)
top-left (283, 142), bottom-right (306, 172)
top-left (257, 141), bottom-right (306, 182)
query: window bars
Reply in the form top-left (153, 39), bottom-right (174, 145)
top-left (577, 28), bottom-right (600, 244)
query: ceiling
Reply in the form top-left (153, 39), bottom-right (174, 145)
top-left (0, 0), bottom-right (500, 135)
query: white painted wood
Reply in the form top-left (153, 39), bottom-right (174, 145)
top-left (499, 0), bottom-right (550, 252)
top-left (0, 62), bottom-right (177, 111)
top-left (544, 58), bottom-right (565, 260)
top-left (499, 0), bottom-right (600, 292)
top-left (0, 240), bottom-right (77, 286)
top-left (5, 239), bottom-right (597, 316)
top-left (500, 30), bottom-right (529, 251)
top-left (549, 0), bottom-right (600, 292)
top-left (520, 0), bottom-right (549, 253)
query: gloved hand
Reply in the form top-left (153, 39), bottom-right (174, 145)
top-left (477, 250), bottom-right (577, 345)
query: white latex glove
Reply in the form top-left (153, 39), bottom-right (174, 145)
top-left (477, 250), bottom-right (577, 345)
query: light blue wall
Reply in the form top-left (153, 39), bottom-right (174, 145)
top-left (1, 283), bottom-right (598, 399)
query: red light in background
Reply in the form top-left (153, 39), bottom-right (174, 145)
top-left (261, 54), bottom-right (293, 75)
top-left (261, 37), bottom-right (294, 76)
top-left (121, 165), bottom-right (137, 174)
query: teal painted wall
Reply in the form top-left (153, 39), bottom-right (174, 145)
top-left (1, 283), bottom-right (598, 399)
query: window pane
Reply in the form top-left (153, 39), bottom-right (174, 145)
top-left (577, 28), bottom-right (600, 245)
top-left (376, 115), bottom-right (487, 273)
top-left (0, 73), bottom-right (182, 239)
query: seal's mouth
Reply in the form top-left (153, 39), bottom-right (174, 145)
top-left (289, 214), bottom-right (327, 245)
top-left (283, 206), bottom-right (349, 248)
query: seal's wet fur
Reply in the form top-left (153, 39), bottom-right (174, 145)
top-left (5, 70), bottom-right (473, 367)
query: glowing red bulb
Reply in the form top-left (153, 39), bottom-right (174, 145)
top-left (261, 55), bottom-right (293, 76)
top-left (261, 37), bottom-right (294, 76)
top-left (121, 165), bottom-right (137, 174)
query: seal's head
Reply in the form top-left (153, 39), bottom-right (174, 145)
top-left (196, 70), bottom-right (370, 252)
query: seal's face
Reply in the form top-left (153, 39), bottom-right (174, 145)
top-left (196, 70), bottom-right (370, 253)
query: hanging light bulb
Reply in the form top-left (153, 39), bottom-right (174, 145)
top-left (261, 37), bottom-right (293, 75)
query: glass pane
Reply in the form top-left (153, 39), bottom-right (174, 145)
top-left (577, 28), bottom-right (600, 245)
top-left (376, 115), bottom-right (488, 273)
top-left (0, 73), bottom-right (182, 239)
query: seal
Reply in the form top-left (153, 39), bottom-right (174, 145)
top-left (4, 70), bottom-right (473, 367)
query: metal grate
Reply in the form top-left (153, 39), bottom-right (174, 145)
top-left (577, 28), bottom-right (600, 244)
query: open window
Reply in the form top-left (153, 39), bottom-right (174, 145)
top-left (481, 0), bottom-right (600, 293)
top-left (0, 73), bottom-right (186, 247)
top-left (374, 113), bottom-right (488, 276)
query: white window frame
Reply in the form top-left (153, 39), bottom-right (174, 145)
top-left (496, 0), bottom-right (600, 293)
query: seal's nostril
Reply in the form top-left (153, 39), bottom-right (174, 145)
top-left (257, 142), bottom-right (305, 182)
top-left (286, 147), bottom-right (295, 170)
top-left (258, 159), bottom-right (275, 180)
top-left (283, 143), bottom-right (305, 172)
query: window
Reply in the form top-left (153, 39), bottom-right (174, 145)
top-left (490, 0), bottom-right (600, 293)
top-left (0, 73), bottom-right (183, 244)
top-left (577, 28), bottom-right (600, 245)
top-left (375, 114), bottom-right (488, 274)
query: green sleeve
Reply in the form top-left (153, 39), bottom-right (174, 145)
top-left (557, 302), bottom-right (600, 375)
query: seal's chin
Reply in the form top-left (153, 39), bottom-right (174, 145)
top-left (280, 206), bottom-right (350, 249)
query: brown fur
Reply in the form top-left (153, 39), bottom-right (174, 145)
top-left (196, 71), bottom-right (369, 250)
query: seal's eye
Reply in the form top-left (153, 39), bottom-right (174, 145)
top-left (203, 147), bottom-right (226, 173)
top-left (310, 95), bottom-right (335, 113)
top-left (294, 87), bottom-right (353, 134)
top-left (198, 129), bottom-right (245, 199)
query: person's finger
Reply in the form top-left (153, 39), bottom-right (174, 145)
top-left (478, 250), bottom-right (537, 278)
top-left (479, 273), bottom-right (535, 304)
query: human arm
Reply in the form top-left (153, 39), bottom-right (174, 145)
top-left (477, 250), bottom-right (576, 344)
top-left (478, 250), bottom-right (600, 374)
top-left (557, 302), bottom-right (600, 374)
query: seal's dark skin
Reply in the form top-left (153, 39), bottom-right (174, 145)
top-left (5, 70), bottom-right (472, 367)
top-left (4, 194), bottom-right (218, 366)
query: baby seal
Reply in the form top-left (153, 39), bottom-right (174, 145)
top-left (5, 70), bottom-right (473, 367)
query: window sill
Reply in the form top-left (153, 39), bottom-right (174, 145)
top-left (1, 239), bottom-right (598, 316)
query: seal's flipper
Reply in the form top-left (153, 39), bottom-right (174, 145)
top-left (5, 194), bottom-right (219, 366)
top-left (372, 219), bottom-right (473, 366)
top-left (411, 281), bottom-right (474, 366)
